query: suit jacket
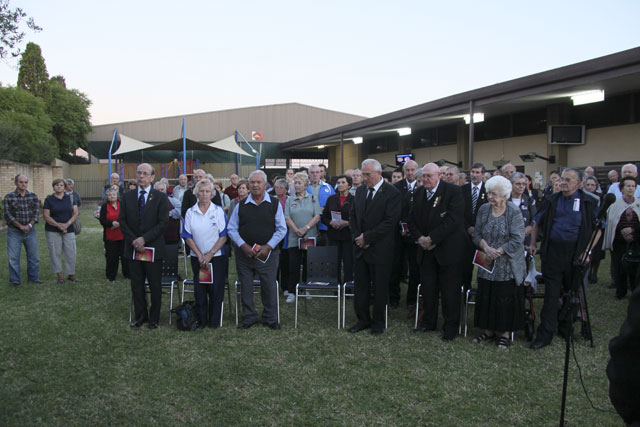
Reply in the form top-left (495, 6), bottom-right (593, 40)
top-left (461, 182), bottom-right (488, 230)
top-left (349, 180), bottom-right (401, 264)
top-left (408, 181), bottom-right (466, 266)
top-left (119, 188), bottom-right (169, 260)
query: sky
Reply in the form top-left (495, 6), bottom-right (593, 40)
top-left (1, 0), bottom-right (639, 126)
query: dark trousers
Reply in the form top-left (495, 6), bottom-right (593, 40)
top-left (129, 258), bottom-right (162, 324)
top-left (329, 239), bottom-right (353, 284)
top-left (612, 239), bottom-right (639, 297)
top-left (287, 247), bottom-right (307, 293)
top-left (461, 237), bottom-right (476, 292)
top-left (536, 241), bottom-right (576, 343)
top-left (278, 248), bottom-right (289, 294)
top-left (191, 255), bottom-right (227, 327)
top-left (353, 256), bottom-right (391, 330)
top-left (389, 241), bottom-right (419, 306)
top-left (235, 247), bottom-right (279, 325)
top-left (105, 239), bottom-right (129, 281)
top-left (418, 252), bottom-right (461, 338)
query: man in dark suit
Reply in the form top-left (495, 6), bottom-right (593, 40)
top-left (181, 169), bottom-right (222, 219)
top-left (119, 163), bottom-right (169, 329)
top-left (348, 159), bottom-right (401, 335)
top-left (389, 159), bottom-right (420, 308)
top-left (461, 162), bottom-right (488, 291)
top-left (409, 162), bottom-right (466, 340)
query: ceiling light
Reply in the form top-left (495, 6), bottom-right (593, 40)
top-left (353, 137), bottom-right (363, 144)
top-left (397, 127), bottom-right (411, 136)
top-left (463, 113), bottom-right (484, 124)
top-left (317, 145), bottom-right (325, 149)
top-left (571, 90), bottom-right (604, 106)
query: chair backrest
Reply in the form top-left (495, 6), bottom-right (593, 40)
top-left (161, 243), bottom-right (181, 283)
top-left (306, 246), bottom-right (338, 284)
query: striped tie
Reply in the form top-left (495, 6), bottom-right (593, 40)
top-left (426, 190), bottom-right (434, 200)
top-left (472, 186), bottom-right (478, 214)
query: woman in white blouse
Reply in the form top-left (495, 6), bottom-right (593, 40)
top-left (182, 179), bottom-right (228, 328)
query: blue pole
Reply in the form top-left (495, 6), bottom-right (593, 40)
top-left (108, 128), bottom-right (118, 180)
top-left (182, 118), bottom-right (187, 175)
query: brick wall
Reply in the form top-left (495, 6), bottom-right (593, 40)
top-left (0, 160), bottom-right (63, 203)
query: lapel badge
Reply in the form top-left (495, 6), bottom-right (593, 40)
top-left (433, 196), bottom-right (440, 208)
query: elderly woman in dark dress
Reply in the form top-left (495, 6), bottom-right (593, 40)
top-left (472, 176), bottom-right (526, 349)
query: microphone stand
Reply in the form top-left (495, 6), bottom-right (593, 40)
top-left (558, 217), bottom-right (602, 426)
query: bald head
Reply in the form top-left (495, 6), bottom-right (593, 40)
top-left (422, 163), bottom-right (441, 190)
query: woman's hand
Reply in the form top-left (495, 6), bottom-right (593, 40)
top-left (295, 226), bottom-right (307, 237)
top-left (111, 221), bottom-right (120, 229)
top-left (621, 227), bottom-right (634, 243)
top-left (484, 246), bottom-right (502, 261)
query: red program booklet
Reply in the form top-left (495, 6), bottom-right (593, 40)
top-left (133, 247), bottom-right (155, 262)
top-left (199, 263), bottom-right (213, 284)
top-left (473, 250), bottom-right (495, 274)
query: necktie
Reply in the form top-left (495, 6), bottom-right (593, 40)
top-left (365, 187), bottom-right (374, 208)
top-left (138, 190), bottom-right (146, 218)
top-left (426, 190), bottom-right (433, 200)
top-left (409, 182), bottom-right (414, 194)
top-left (472, 186), bottom-right (479, 214)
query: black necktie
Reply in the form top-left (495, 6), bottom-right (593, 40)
top-left (365, 187), bottom-right (374, 208)
top-left (138, 189), bottom-right (146, 218)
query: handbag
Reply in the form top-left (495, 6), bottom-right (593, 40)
top-left (622, 241), bottom-right (640, 264)
top-left (69, 193), bottom-right (81, 235)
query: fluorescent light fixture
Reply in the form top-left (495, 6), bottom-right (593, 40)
top-left (396, 127), bottom-right (411, 136)
top-left (463, 113), bottom-right (484, 124)
top-left (352, 137), bottom-right (363, 144)
top-left (317, 145), bottom-right (325, 149)
top-left (571, 90), bottom-right (604, 106)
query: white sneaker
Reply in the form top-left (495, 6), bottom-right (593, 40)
top-left (283, 290), bottom-right (290, 297)
top-left (286, 294), bottom-right (295, 303)
top-left (305, 290), bottom-right (312, 300)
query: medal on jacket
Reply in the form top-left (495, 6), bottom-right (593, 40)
top-left (433, 196), bottom-right (440, 208)
top-left (480, 193), bottom-right (485, 201)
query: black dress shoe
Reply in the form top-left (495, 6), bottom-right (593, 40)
top-left (130, 317), bottom-right (147, 328)
top-left (268, 323), bottom-right (281, 330)
top-left (530, 340), bottom-right (550, 350)
top-left (147, 322), bottom-right (158, 329)
top-left (348, 323), bottom-right (370, 333)
top-left (442, 334), bottom-right (456, 342)
top-left (370, 328), bottom-right (384, 335)
top-left (238, 322), bottom-right (257, 329)
top-left (10, 282), bottom-right (20, 286)
top-left (412, 326), bottom-right (427, 333)
top-left (29, 279), bottom-right (43, 284)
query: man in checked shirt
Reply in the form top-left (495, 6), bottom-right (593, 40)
top-left (4, 174), bottom-right (42, 286)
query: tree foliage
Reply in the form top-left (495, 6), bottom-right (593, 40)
top-left (17, 41), bottom-right (48, 98)
top-left (0, 86), bottom-right (56, 163)
top-left (0, 0), bottom-right (41, 59)
top-left (46, 79), bottom-right (92, 159)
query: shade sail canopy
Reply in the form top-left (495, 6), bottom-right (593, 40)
top-left (113, 134), bottom-right (153, 155)
top-left (143, 138), bottom-right (222, 152)
top-left (206, 135), bottom-right (254, 157)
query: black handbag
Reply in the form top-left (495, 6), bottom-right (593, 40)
top-left (69, 193), bottom-right (81, 235)
top-left (622, 241), bottom-right (640, 264)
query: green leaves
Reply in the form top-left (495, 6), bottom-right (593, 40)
top-left (0, 0), bottom-right (41, 59)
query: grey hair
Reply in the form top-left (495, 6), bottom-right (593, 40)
top-left (293, 172), bottom-right (309, 187)
top-left (194, 179), bottom-right (214, 195)
top-left (447, 166), bottom-right (460, 174)
top-left (65, 178), bottom-right (75, 185)
top-left (105, 187), bottom-right (118, 195)
top-left (485, 176), bottom-right (512, 198)
top-left (562, 167), bottom-right (583, 182)
top-left (249, 170), bottom-right (267, 183)
top-left (402, 159), bottom-right (418, 172)
top-left (471, 163), bottom-right (485, 172)
top-left (153, 181), bottom-right (167, 191)
top-left (274, 179), bottom-right (288, 189)
top-left (510, 172), bottom-right (526, 183)
top-left (622, 163), bottom-right (638, 174)
top-left (205, 173), bottom-right (215, 182)
top-left (110, 173), bottom-right (119, 179)
top-left (583, 175), bottom-right (599, 187)
top-left (361, 158), bottom-right (382, 172)
top-left (501, 163), bottom-right (516, 172)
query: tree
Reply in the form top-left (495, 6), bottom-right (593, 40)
top-left (0, 0), bottom-right (40, 59)
top-left (45, 79), bottom-right (92, 159)
top-left (0, 86), bottom-right (56, 163)
top-left (17, 41), bottom-right (49, 98)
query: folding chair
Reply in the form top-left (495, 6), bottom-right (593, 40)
top-left (342, 281), bottom-right (388, 329)
top-left (181, 251), bottom-right (232, 321)
top-left (129, 243), bottom-right (181, 325)
top-left (295, 246), bottom-right (341, 328)
top-left (234, 279), bottom-right (280, 326)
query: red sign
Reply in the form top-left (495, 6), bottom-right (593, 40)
top-left (251, 131), bottom-right (263, 141)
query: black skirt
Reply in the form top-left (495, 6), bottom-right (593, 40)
top-left (474, 278), bottom-right (525, 332)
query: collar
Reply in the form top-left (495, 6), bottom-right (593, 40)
top-left (244, 193), bottom-right (272, 205)
top-left (427, 181), bottom-right (440, 194)
top-left (472, 183), bottom-right (482, 191)
top-left (370, 178), bottom-right (383, 192)
top-left (406, 179), bottom-right (415, 189)
top-left (138, 185), bottom-right (151, 195)
top-left (561, 189), bottom-right (580, 200)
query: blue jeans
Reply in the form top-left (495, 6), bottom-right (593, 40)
top-left (7, 226), bottom-right (40, 283)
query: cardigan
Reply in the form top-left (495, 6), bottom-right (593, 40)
top-left (603, 197), bottom-right (640, 250)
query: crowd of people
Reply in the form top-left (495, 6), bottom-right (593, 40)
top-left (4, 161), bottom-right (639, 344)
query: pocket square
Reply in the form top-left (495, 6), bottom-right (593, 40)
top-left (439, 211), bottom-right (447, 217)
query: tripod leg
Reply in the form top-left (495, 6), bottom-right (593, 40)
top-left (580, 282), bottom-right (594, 347)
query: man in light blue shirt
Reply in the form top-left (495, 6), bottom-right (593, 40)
top-left (607, 164), bottom-right (640, 199)
top-left (306, 164), bottom-right (335, 245)
top-left (228, 170), bottom-right (286, 329)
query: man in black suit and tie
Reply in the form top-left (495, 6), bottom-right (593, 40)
top-left (119, 163), bottom-right (169, 329)
top-left (348, 159), bottom-right (401, 335)
top-left (409, 162), bottom-right (466, 340)
top-left (389, 159), bottom-right (420, 308)
top-left (461, 162), bottom-right (488, 291)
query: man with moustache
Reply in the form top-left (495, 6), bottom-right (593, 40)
top-left (119, 163), bottom-right (169, 329)
top-left (409, 163), bottom-right (466, 341)
top-left (348, 159), bottom-right (401, 335)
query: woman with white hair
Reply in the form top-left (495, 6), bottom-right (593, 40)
top-left (471, 176), bottom-right (526, 349)
top-left (182, 179), bottom-right (228, 328)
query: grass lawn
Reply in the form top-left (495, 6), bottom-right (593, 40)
top-left (0, 204), bottom-right (627, 426)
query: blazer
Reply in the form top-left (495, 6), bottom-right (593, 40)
top-left (349, 180), bottom-right (401, 264)
top-left (461, 182), bottom-right (488, 230)
top-left (119, 188), bottom-right (169, 260)
top-left (394, 179), bottom-right (418, 241)
top-left (321, 193), bottom-right (354, 241)
top-left (408, 181), bottom-right (466, 266)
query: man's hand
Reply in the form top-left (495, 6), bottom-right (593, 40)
top-left (21, 224), bottom-right (31, 234)
top-left (528, 244), bottom-right (537, 256)
top-left (354, 233), bottom-right (366, 248)
top-left (418, 235), bottom-right (434, 250)
top-left (524, 225), bottom-right (532, 236)
top-left (256, 244), bottom-right (272, 261)
top-left (133, 237), bottom-right (146, 252)
top-left (240, 243), bottom-right (255, 258)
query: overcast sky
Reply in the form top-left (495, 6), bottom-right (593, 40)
top-left (1, 1), bottom-right (639, 126)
